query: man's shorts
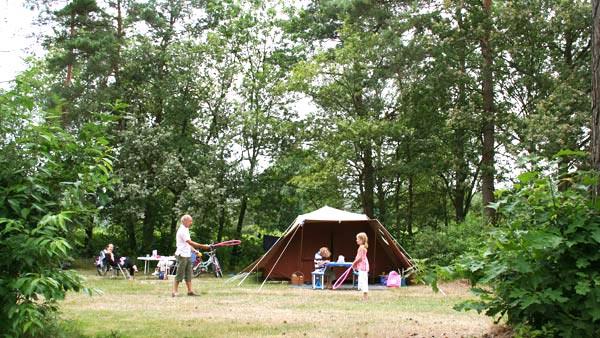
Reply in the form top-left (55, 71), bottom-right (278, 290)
top-left (175, 255), bottom-right (192, 282)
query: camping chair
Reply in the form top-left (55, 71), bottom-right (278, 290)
top-left (95, 251), bottom-right (109, 275)
top-left (112, 262), bottom-right (130, 280)
top-left (312, 270), bottom-right (325, 289)
top-left (95, 251), bottom-right (129, 280)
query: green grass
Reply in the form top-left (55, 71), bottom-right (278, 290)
top-left (59, 270), bottom-right (494, 337)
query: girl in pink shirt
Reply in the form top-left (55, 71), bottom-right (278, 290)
top-left (352, 232), bottom-right (369, 301)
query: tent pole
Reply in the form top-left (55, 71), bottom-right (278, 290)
top-left (377, 219), bottom-right (414, 265)
top-left (237, 220), bottom-right (296, 286)
top-left (258, 224), bottom-right (301, 291)
top-left (372, 223), bottom-right (377, 279)
top-left (298, 223), bottom-right (304, 272)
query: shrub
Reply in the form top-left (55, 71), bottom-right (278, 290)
top-left (406, 216), bottom-right (487, 266)
top-left (0, 216), bottom-right (88, 337)
top-left (452, 167), bottom-right (600, 337)
top-left (0, 71), bottom-right (113, 337)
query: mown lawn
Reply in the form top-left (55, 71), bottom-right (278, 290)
top-left (60, 270), bottom-right (495, 337)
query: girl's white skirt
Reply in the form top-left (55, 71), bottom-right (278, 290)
top-left (357, 270), bottom-right (369, 292)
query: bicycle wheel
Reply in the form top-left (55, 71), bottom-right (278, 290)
top-left (212, 256), bottom-right (223, 278)
top-left (192, 262), bottom-right (202, 277)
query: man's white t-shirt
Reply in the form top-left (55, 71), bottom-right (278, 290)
top-left (175, 224), bottom-right (192, 257)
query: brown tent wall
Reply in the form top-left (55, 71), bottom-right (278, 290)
top-left (246, 220), bottom-right (413, 282)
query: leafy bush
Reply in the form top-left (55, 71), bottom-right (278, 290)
top-left (452, 167), bottom-right (600, 337)
top-left (221, 224), bottom-right (284, 272)
top-left (0, 70), bottom-right (113, 337)
top-left (0, 217), bottom-right (88, 336)
top-left (406, 216), bottom-right (487, 266)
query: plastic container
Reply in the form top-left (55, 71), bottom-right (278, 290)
top-left (379, 275), bottom-right (388, 285)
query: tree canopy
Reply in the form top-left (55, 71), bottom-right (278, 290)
top-left (1, 0), bottom-right (597, 335)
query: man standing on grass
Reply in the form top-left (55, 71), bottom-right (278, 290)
top-left (172, 214), bottom-right (211, 297)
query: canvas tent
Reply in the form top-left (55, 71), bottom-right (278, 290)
top-left (242, 206), bottom-right (414, 282)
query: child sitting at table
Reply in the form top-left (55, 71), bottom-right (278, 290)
top-left (314, 247), bottom-right (336, 289)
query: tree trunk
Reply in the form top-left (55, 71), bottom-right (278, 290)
top-left (559, 30), bottom-right (575, 189)
top-left (352, 90), bottom-right (375, 218)
top-left (375, 145), bottom-right (386, 222)
top-left (405, 140), bottom-right (414, 236)
top-left (453, 125), bottom-right (468, 222)
top-left (65, 12), bottom-right (75, 86)
top-left (114, 0), bottom-right (123, 83)
top-left (443, 187), bottom-right (449, 227)
top-left (480, 0), bottom-right (496, 222)
top-left (62, 11), bottom-right (76, 128)
top-left (217, 202), bottom-right (227, 243)
top-left (362, 143), bottom-right (375, 219)
top-left (142, 203), bottom-right (154, 253)
top-left (407, 174), bottom-right (414, 236)
top-left (376, 174), bottom-right (386, 222)
top-left (231, 149), bottom-right (256, 266)
top-left (593, 0), bottom-right (600, 193)
top-left (231, 194), bottom-right (248, 266)
top-left (125, 215), bottom-right (137, 253)
top-left (169, 216), bottom-right (178, 251)
top-left (453, 5), bottom-right (469, 223)
top-left (84, 222), bottom-right (94, 255)
top-left (394, 175), bottom-right (402, 231)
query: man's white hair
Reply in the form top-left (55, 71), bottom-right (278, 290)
top-left (181, 214), bottom-right (193, 223)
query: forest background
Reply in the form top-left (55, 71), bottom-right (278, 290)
top-left (1, 1), bottom-right (598, 336)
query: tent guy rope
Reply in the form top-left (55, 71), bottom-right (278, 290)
top-left (258, 224), bottom-right (302, 291)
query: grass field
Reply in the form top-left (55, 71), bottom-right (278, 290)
top-left (59, 270), bottom-right (497, 338)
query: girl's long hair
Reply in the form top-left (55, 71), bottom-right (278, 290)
top-left (356, 232), bottom-right (368, 249)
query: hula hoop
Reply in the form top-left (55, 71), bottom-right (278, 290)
top-left (332, 267), bottom-right (354, 290)
top-left (212, 240), bottom-right (242, 247)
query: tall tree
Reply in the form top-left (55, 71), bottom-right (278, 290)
top-left (498, 0), bottom-right (590, 173)
top-left (226, 1), bottom-right (300, 264)
top-left (480, 0), bottom-right (496, 221)
top-left (592, 0), bottom-right (600, 183)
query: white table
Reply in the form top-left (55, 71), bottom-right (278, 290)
top-left (137, 256), bottom-right (176, 275)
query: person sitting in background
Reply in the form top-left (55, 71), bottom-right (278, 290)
top-left (101, 243), bottom-right (116, 267)
top-left (314, 247), bottom-right (336, 289)
top-left (103, 243), bottom-right (138, 279)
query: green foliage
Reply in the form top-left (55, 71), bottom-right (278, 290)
top-left (19, 0), bottom-right (593, 292)
top-left (0, 70), bottom-right (112, 337)
top-left (406, 216), bottom-right (487, 266)
top-left (451, 165), bottom-right (600, 337)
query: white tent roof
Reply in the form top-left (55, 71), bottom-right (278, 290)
top-left (293, 206), bottom-right (369, 226)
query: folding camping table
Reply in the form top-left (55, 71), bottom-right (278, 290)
top-left (137, 256), bottom-right (176, 275)
top-left (325, 262), bottom-right (357, 289)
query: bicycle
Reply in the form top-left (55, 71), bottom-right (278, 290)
top-left (191, 240), bottom-right (241, 278)
top-left (192, 246), bottom-right (223, 278)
